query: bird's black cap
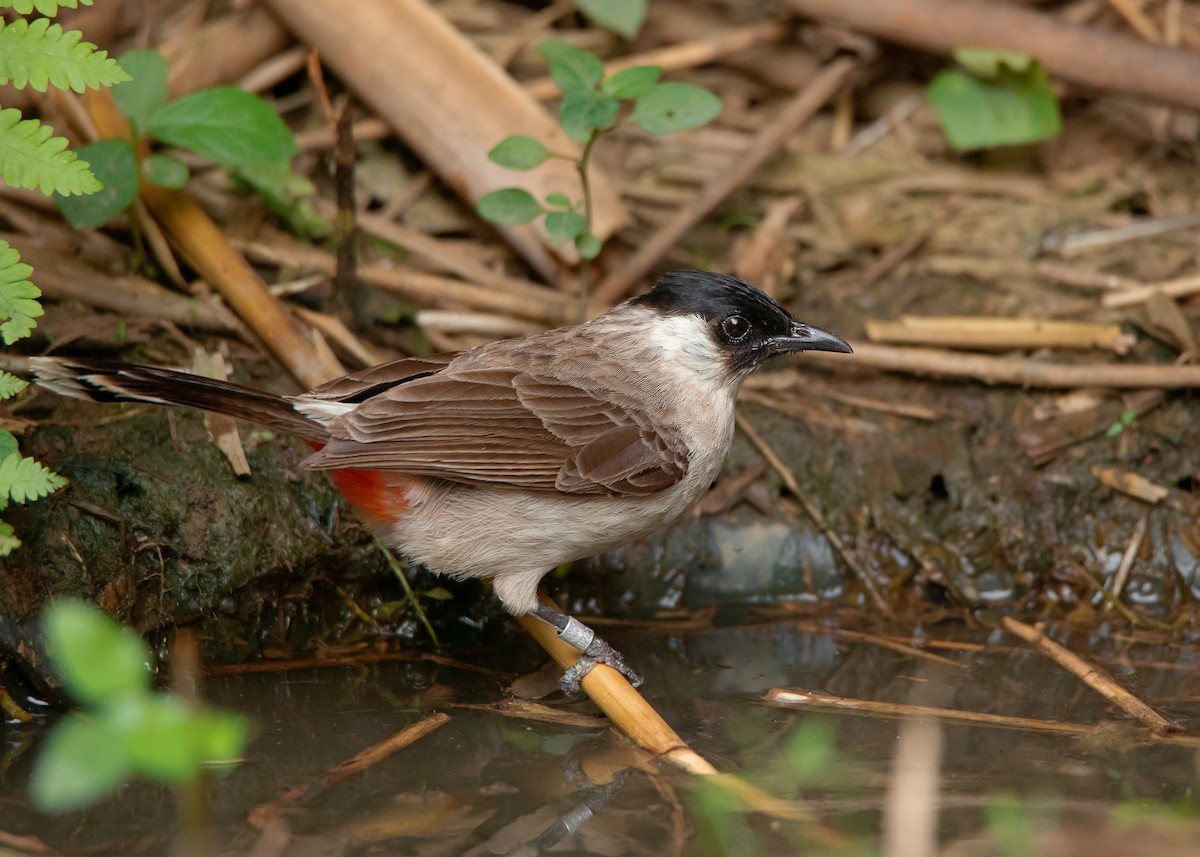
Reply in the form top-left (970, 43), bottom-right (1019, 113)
top-left (633, 270), bottom-right (851, 374)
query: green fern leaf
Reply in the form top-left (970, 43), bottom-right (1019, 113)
top-left (0, 518), bottom-right (19, 556)
top-left (0, 0), bottom-right (93, 13)
top-left (0, 240), bottom-right (41, 343)
top-left (0, 371), bottom-right (28, 399)
top-left (0, 18), bottom-right (129, 93)
top-left (0, 452), bottom-right (67, 506)
top-left (0, 108), bottom-right (100, 195)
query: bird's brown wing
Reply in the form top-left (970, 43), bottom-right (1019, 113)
top-left (301, 367), bottom-right (687, 495)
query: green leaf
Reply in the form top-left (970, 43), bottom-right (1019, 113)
top-left (575, 233), bottom-right (601, 259)
top-left (0, 18), bottom-right (129, 93)
top-left (0, 240), bottom-right (41, 344)
top-left (43, 599), bottom-right (151, 706)
top-left (554, 89), bottom-right (619, 137)
top-left (142, 152), bottom-right (188, 189)
top-left (954, 48), bottom-right (1034, 77)
top-left (601, 65), bottom-right (661, 99)
top-left (54, 139), bottom-right (139, 229)
top-left (0, 0), bottom-right (95, 14)
top-left (927, 62), bottom-right (1062, 150)
top-left (118, 695), bottom-right (205, 781)
top-left (544, 192), bottom-right (572, 209)
top-left (545, 210), bottom-right (586, 244)
top-left (0, 451), bottom-right (63, 504)
top-left (112, 49), bottom-right (168, 132)
top-left (30, 713), bottom-right (130, 813)
top-left (0, 519), bottom-right (17, 557)
top-left (0, 108), bottom-right (101, 195)
top-left (537, 39), bottom-right (603, 93)
top-left (0, 371), bottom-right (28, 400)
top-left (488, 135), bottom-right (551, 170)
top-left (633, 82), bottom-right (723, 134)
top-left (148, 87), bottom-right (298, 166)
top-left (573, 0), bottom-right (646, 39)
top-left (233, 160), bottom-right (332, 238)
top-left (477, 188), bottom-right (543, 224)
top-left (0, 429), bottom-right (16, 459)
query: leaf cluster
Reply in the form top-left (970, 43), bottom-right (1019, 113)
top-left (927, 49), bottom-right (1062, 151)
top-left (56, 48), bottom-right (301, 229)
top-left (31, 600), bottom-right (247, 812)
top-left (477, 39), bottom-right (721, 260)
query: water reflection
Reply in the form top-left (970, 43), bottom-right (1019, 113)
top-left (2, 620), bottom-right (1198, 855)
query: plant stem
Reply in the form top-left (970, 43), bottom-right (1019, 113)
top-left (574, 129), bottom-right (602, 321)
top-left (375, 536), bottom-right (441, 648)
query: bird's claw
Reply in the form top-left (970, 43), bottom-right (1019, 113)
top-left (559, 637), bottom-right (644, 698)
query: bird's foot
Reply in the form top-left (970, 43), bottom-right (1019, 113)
top-left (560, 635), bottom-right (644, 698)
top-left (531, 604), bottom-right (645, 697)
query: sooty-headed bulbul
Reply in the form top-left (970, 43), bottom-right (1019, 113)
top-left (30, 270), bottom-right (852, 695)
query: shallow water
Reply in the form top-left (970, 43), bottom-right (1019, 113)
top-left (3, 620), bottom-right (1199, 856)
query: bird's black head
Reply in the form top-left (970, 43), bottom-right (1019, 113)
top-left (633, 270), bottom-right (851, 375)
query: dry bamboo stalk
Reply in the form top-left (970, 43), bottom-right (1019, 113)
top-left (1101, 271), bottom-right (1200, 308)
top-left (806, 341), bottom-right (1200, 388)
top-left (765, 688), bottom-right (1200, 746)
top-left (84, 90), bottom-right (342, 388)
top-left (865, 316), bottom-right (1135, 353)
top-left (518, 606), bottom-right (716, 775)
top-left (415, 310), bottom-right (543, 337)
top-left (248, 712), bottom-right (451, 829)
top-left (1001, 617), bottom-right (1182, 735)
top-left (518, 606), bottom-right (830, 828)
top-left (263, 0), bottom-right (626, 276)
top-left (523, 20), bottom-right (786, 100)
top-left (593, 56), bottom-right (859, 303)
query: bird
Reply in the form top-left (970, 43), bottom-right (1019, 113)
top-left (29, 270), bottom-right (852, 695)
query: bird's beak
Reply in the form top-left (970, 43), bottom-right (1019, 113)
top-left (769, 321), bottom-right (853, 355)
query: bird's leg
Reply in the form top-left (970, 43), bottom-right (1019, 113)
top-left (532, 604), bottom-right (644, 696)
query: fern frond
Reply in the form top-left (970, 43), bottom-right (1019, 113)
top-left (0, 1), bottom-right (94, 15)
top-left (0, 18), bottom-right (128, 93)
top-left (0, 452), bottom-right (67, 506)
top-left (0, 371), bottom-right (28, 399)
top-left (0, 240), bottom-right (41, 343)
top-left (0, 108), bottom-right (100, 196)
top-left (0, 518), bottom-right (18, 556)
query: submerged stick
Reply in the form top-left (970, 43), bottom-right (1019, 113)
top-left (1001, 617), bottom-right (1183, 736)
top-left (248, 711), bottom-right (451, 828)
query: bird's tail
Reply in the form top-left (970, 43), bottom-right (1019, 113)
top-left (28, 356), bottom-right (328, 439)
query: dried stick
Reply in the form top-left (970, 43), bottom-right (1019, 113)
top-left (592, 57), bottom-right (860, 304)
top-left (865, 317), bottom-right (1133, 353)
top-left (806, 342), bottom-right (1200, 389)
top-left (1101, 271), bottom-right (1200, 308)
top-left (1001, 617), bottom-right (1182, 735)
top-left (248, 712), bottom-right (451, 828)
top-left (764, 689), bottom-right (1200, 746)
top-left (784, 0), bottom-right (1200, 110)
top-left (523, 20), bottom-right (786, 100)
top-left (735, 411), bottom-right (890, 613)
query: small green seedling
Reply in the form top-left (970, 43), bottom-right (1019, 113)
top-left (478, 40), bottom-right (721, 266)
top-left (1106, 409), bottom-right (1137, 438)
top-left (927, 49), bottom-right (1062, 151)
top-left (54, 48), bottom-right (325, 235)
top-left (31, 600), bottom-right (246, 812)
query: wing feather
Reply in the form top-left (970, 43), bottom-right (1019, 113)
top-left (301, 364), bottom-right (687, 495)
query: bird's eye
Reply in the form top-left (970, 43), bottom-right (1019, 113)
top-left (721, 315), bottom-right (750, 342)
